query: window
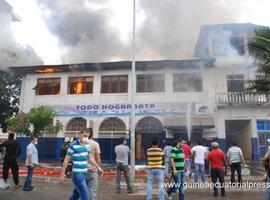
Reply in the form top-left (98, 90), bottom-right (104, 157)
top-left (230, 37), bottom-right (246, 55)
top-left (36, 78), bottom-right (60, 95)
top-left (68, 76), bottom-right (93, 94)
top-left (227, 74), bottom-right (244, 92)
top-left (137, 74), bottom-right (165, 93)
top-left (101, 75), bottom-right (128, 93)
top-left (173, 73), bottom-right (202, 92)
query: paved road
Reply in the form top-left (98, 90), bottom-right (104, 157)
top-left (0, 177), bottom-right (268, 200)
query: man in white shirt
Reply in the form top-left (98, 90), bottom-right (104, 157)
top-left (191, 141), bottom-right (207, 183)
top-left (87, 128), bottom-right (101, 200)
top-left (23, 136), bottom-right (39, 191)
top-left (227, 141), bottom-right (245, 183)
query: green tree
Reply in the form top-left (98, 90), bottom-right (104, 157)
top-left (248, 26), bottom-right (270, 92)
top-left (0, 71), bottom-right (21, 132)
top-left (7, 106), bottom-right (63, 137)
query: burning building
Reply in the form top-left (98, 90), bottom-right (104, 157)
top-left (10, 23), bottom-right (268, 162)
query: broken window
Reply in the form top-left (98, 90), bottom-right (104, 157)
top-left (101, 75), bottom-right (128, 93)
top-left (227, 74), bottom-right (244, 92)
top-left (173, 73), bottom-right (203, 92)
top-left (137, 74), bottom-right (165, 93)
top-left (68, 76), bottom-right (93, 94)
top-left (36, 78), bottom-right (60, 95)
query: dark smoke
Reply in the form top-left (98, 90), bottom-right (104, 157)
top-left (37, 0), bottom-right (264, 62)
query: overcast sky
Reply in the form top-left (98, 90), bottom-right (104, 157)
top-left (5, 0), bottom-right (270, 65)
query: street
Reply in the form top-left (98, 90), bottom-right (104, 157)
top-left (0, 177), bottom-right (268, 200)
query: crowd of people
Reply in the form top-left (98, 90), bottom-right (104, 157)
top-left (1, 131), bottom-right (270, 200)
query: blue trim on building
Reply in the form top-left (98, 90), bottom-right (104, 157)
top-left (251, 137), bottom-right (260, 161)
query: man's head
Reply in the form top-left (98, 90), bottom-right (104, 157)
top-left (119, 137), bottom-right (126, 145)
top-left (79, 128), bottom-right (90, 145)
top-left (232, 141), bottom-right (237, 146)
top-left (177, 138), bottom-right (185, 148)
top-left (211, 142), bottom-right (219, 149)
top-left (88, 128), bottom-right (94, 139)
top-left (8, 133), bottom-right (15, 140)
top-left (197, 141), bottom-right (202, 146)
top-left (30, 136), bottom-right (38, 145)
top-left (152, 137), bottom-right (159, 147)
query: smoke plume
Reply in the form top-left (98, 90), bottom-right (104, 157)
top-left (0, 1), bottom-right (43, 70)
top-left (37, 0), bottom-right (267, 63)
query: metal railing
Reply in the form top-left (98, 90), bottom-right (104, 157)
top-left (217, 92), bottom-right (270, 104)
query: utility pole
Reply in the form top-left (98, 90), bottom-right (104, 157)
top-left (130, 0), bottom-right (136, 181)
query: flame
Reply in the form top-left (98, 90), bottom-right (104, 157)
top-left (33, 68), bottom-right (63, 73)
top-left (75, 82), bottom-right (83, 94)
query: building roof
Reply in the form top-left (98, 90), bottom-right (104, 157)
top-left (194, 23), bottom-right (261, 58)
top-left (0, 0), bottom-right (20, 21)
top-left (9, 58), bottom-right (216, 75)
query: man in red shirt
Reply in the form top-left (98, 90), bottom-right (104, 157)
top-left (208, 142), bottom-right (227, 197)
top-left (182, 141), bottom-right (192, 178)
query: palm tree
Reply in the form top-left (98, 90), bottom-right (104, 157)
top-left (248, 27), bottom-right (270, 92)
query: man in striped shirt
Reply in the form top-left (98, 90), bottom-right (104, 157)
top-left (227, 141), bottom-right (245, 183)
top-left (60, 129), bottom-right (103, 200)
top-left (167, 139), bottom-right (185, 200)
top-left (146, 137), bottom-right (164, 200)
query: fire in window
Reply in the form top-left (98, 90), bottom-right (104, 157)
top-left (68, 77), bottom-right (93, 94)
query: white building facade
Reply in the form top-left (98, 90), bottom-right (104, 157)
top-left (11, 23), bottom-right (270, 161)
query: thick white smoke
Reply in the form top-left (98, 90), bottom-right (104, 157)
top-left (37, 0), bottom-right (268, 62)
top-left (0, 0), bottom-right (43, 70)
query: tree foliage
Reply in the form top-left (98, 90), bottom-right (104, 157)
top-left (7, 106), bottom-right (63, 137)
top-left (0, 71), bottom-right (21, 132)
top-left (248, 27), bottom-right (270, 92)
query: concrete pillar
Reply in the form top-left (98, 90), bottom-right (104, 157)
top-left (251, 119), bottom-right (260, 161)
top-left (217, 117), bottom-right (226, 152)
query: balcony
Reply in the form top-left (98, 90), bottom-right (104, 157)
top-left (217, 92), bottom-right (270, 105)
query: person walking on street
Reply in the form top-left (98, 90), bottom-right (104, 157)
top-left (0, 133), bottom-right (21, 188)
top-left (23, 136), bottom-right (38, 191)
top-left (114, 137), bottom-right (133, 194)
top-left (227, 141), bottom-right (245, 183)
top-left (146, 137), bottom-right (164, 200)
top-left (191, 141), bottom-right (207, 183)
top-left (60, 129), bottom-right (103, 200)
top-left (87, 128), bottom-right (101, 200)
top-left (167, 139), bottom-right (185, 200)
top-left (208, 142), bottom-right (227, 197)
top-left (182, 140), bottom-right (192, 178)
top-left (163, 140), bottom-right (172, 178)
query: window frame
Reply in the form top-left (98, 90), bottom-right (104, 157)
top-left (136, 73), bottom-right (165, 93)
top-left (101, 75), bottom-right (128, 93)
top-left (35, 77), bottom-right (61, 95)
top-left (67, 76), bottom-right (94, 95)
top-left (173, 73), bottom-right (203, 92)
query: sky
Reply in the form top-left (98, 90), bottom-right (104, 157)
top-left (4, 0), bottom-right (270, 65)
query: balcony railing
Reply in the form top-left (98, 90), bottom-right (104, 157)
top-left (217, 92), bottom-right (270, 104)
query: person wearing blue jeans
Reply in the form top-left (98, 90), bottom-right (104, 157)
top-left (194, 163), bottom-right (206, 183)
top-left (169, 139), bottom-right (186, 200)
top-left (146, 137), bottom-right (165, 200)
top-left (23, 166), bottom-right (34, 190)
top-left (191, 142), bottom-right (207, 183)
top-left (60, 129), bottom-right (103, 200)
top-left (70, 173), bottom-right (89, 200)
top-left (146, 169), bottom-right (164, 200)
top-left (23, 136), bottom-right (39, 191)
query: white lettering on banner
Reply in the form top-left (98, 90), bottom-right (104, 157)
top-left (47, 102), bottom-right (205, 116)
